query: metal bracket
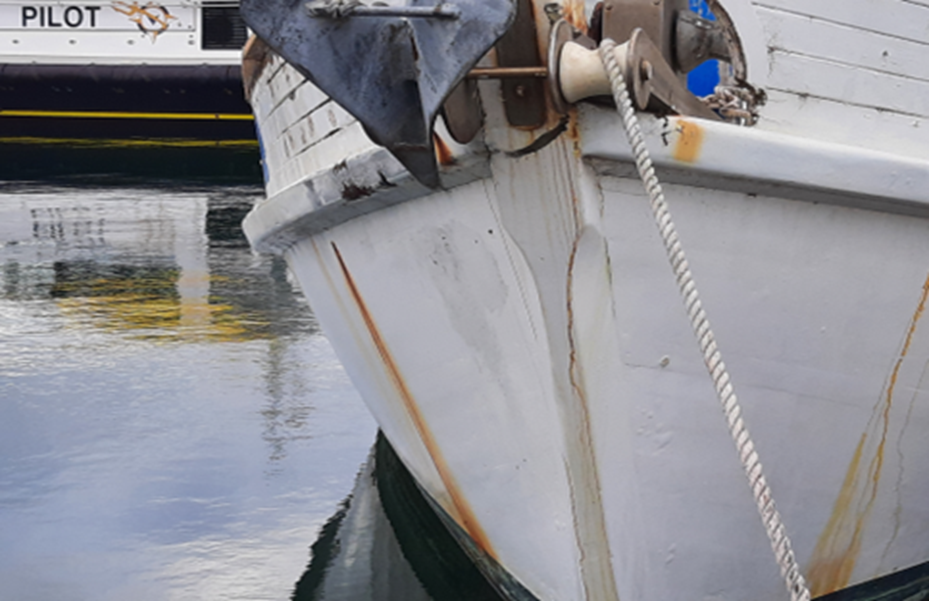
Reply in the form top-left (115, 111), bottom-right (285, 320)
top-left (442, 78), bottom-right (483, 144)
top-left (442, 65), bottom-right (548, 144)
top-left (596, 0), bottom-right (729, 75)
top-left (599, 0), bottom-right (684, 69)
top-left (626, 28), bottom-right (719, 119)
top-left (673, 10), bottom-right (730, 73)
top-left (492, 0), bottom-right (545, 128)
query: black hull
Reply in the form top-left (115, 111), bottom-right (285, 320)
top-left (381, 421), bottom-right (929, 601)
top-left (0, 63), bottom-right (255, 142)
top-left (0, 141), bottom-right (262, 183)
top-left (818, 562), bottom-right (929, 601)
top-left (0, 116), bottom-right (256, 141)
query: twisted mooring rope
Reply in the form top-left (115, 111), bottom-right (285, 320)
top-left (597, 37), bottom-right (811, 601)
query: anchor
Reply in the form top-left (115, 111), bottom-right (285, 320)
top-left (239, 0), bottom-right (516, 188)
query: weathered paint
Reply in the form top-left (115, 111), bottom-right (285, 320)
top-left (562, 0), bottom-right (588, 35)
top-left (807, 435), bottom-right (868, 596)
top-left (329, 241), bottom-right (497, 560)
top-left (807, 272), bottom-right (929, 596)
top-left (671, 119), bottom-right (704, 163)
top-left (244, 3), bottom-right (929, 597)
top-left (566, 112), bottom-right (584, 160)
top-left (241, 36), bottom-right (272, 102)
top-left (434, 132), bottom-right (456, 167)
top-left (565, 225), bottom-right (622, 601)
top-left (339, 182), bottom-right (375, 201)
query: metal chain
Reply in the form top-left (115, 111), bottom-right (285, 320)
top-left (597, 38), bottom-right (811, 601)
top-left (700, 84), bottom-right (760, 125)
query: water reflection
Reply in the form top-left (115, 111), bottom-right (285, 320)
top-left (0, 182), bottom-right (507, 601)
top-left (295, 433), bottom-right (505, 601)
top-left (1, 186), bottom-right (309, 342)
top-left (262, 337), bottom-right (314, 467)
top-left (0, 183), bottom-right (376, 600)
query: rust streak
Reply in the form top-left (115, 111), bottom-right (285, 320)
top-left (807, 272), bottom-right (929, 595)
top-left (330, 242), bottom-right (496, 559)
top-left (566, 112), bottom-right (581, 142)
top-left (671, 119), bottom-right (704, 163)
top-left (565, 111), bottom-right (584, 160)
top-left (564, 232), bottom-right (621, 601)
top-left (562, 0), bottom-right (588, 35)
top-left (240, 35), bottom-right (271, 103)
top-left (433, 132), bottom-right (455, 167)
top-left (807, 436), bottom-right (866, 596)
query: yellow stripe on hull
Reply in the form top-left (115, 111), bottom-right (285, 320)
top-left (0, 136), bottom-right (259, 149)
top-left (0, 109), bottom-right (254, 121)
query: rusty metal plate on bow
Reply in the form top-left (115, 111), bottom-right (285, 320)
top-left (493, 0), bottom-right (545, 128)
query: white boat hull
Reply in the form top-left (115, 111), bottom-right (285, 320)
top-left (241, 1), bottom-right (929, 597)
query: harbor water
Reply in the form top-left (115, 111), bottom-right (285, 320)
top-left (0, 177), bottom-right (503, 601)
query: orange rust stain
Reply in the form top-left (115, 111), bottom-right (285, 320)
top-left (562, 0), bottom-right (588, 35)
top-left (433, 132), bottom-right (455, 167)
top-left (807, 272), bottom-right (929, 595)
top-left (240, 35), bottom-right (271, 102)
top-left (563, 234), bottom-right (623, 601)
top-left (672, 120), bottom-right (704, 163)
top-left (807, 436), bottom-right (866, 596)
top-left (566, 114), bottom-right (580, 141)
top-left (330, 242), bottom-right (496, 559)
top-left (565, 111), bottom-right (584, 159)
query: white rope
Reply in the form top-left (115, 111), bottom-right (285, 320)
top-left (597, 38), bottom-right (811, 601)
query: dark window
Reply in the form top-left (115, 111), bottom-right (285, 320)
top-left (201, 2), bottom-right (248, 50)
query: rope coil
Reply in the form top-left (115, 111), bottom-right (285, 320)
top-left (597, 38), bottom-right (811, 601)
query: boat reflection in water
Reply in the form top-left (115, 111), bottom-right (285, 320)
top-left (0, 181), bottom-right (512, 599)
top-left (3, 184), bottom-right (300, 342)
top-left (293, 432), bottom-right (505, 601)
top-left (0, 183), bottom-right (380, 599)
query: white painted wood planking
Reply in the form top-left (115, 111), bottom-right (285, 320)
top-left (752, 0), bottom-right (929, 44)
top-left (760, 89), bottom-right (928, 158)
top-left (757, 6), bottom-right (929, 82)
top-left (766, 50), bottom-right (929, 117)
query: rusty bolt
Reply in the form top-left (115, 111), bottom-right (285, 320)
top-left (515, 84), bottom-right (527, 97)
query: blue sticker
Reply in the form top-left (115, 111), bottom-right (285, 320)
top-left (686, 0), bottom-right (719, 96)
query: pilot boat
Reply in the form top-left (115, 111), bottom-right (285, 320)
top-left (238, 0), bottom-right (929, 599)
top-left (0, 0), bottom-right (254, 144)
